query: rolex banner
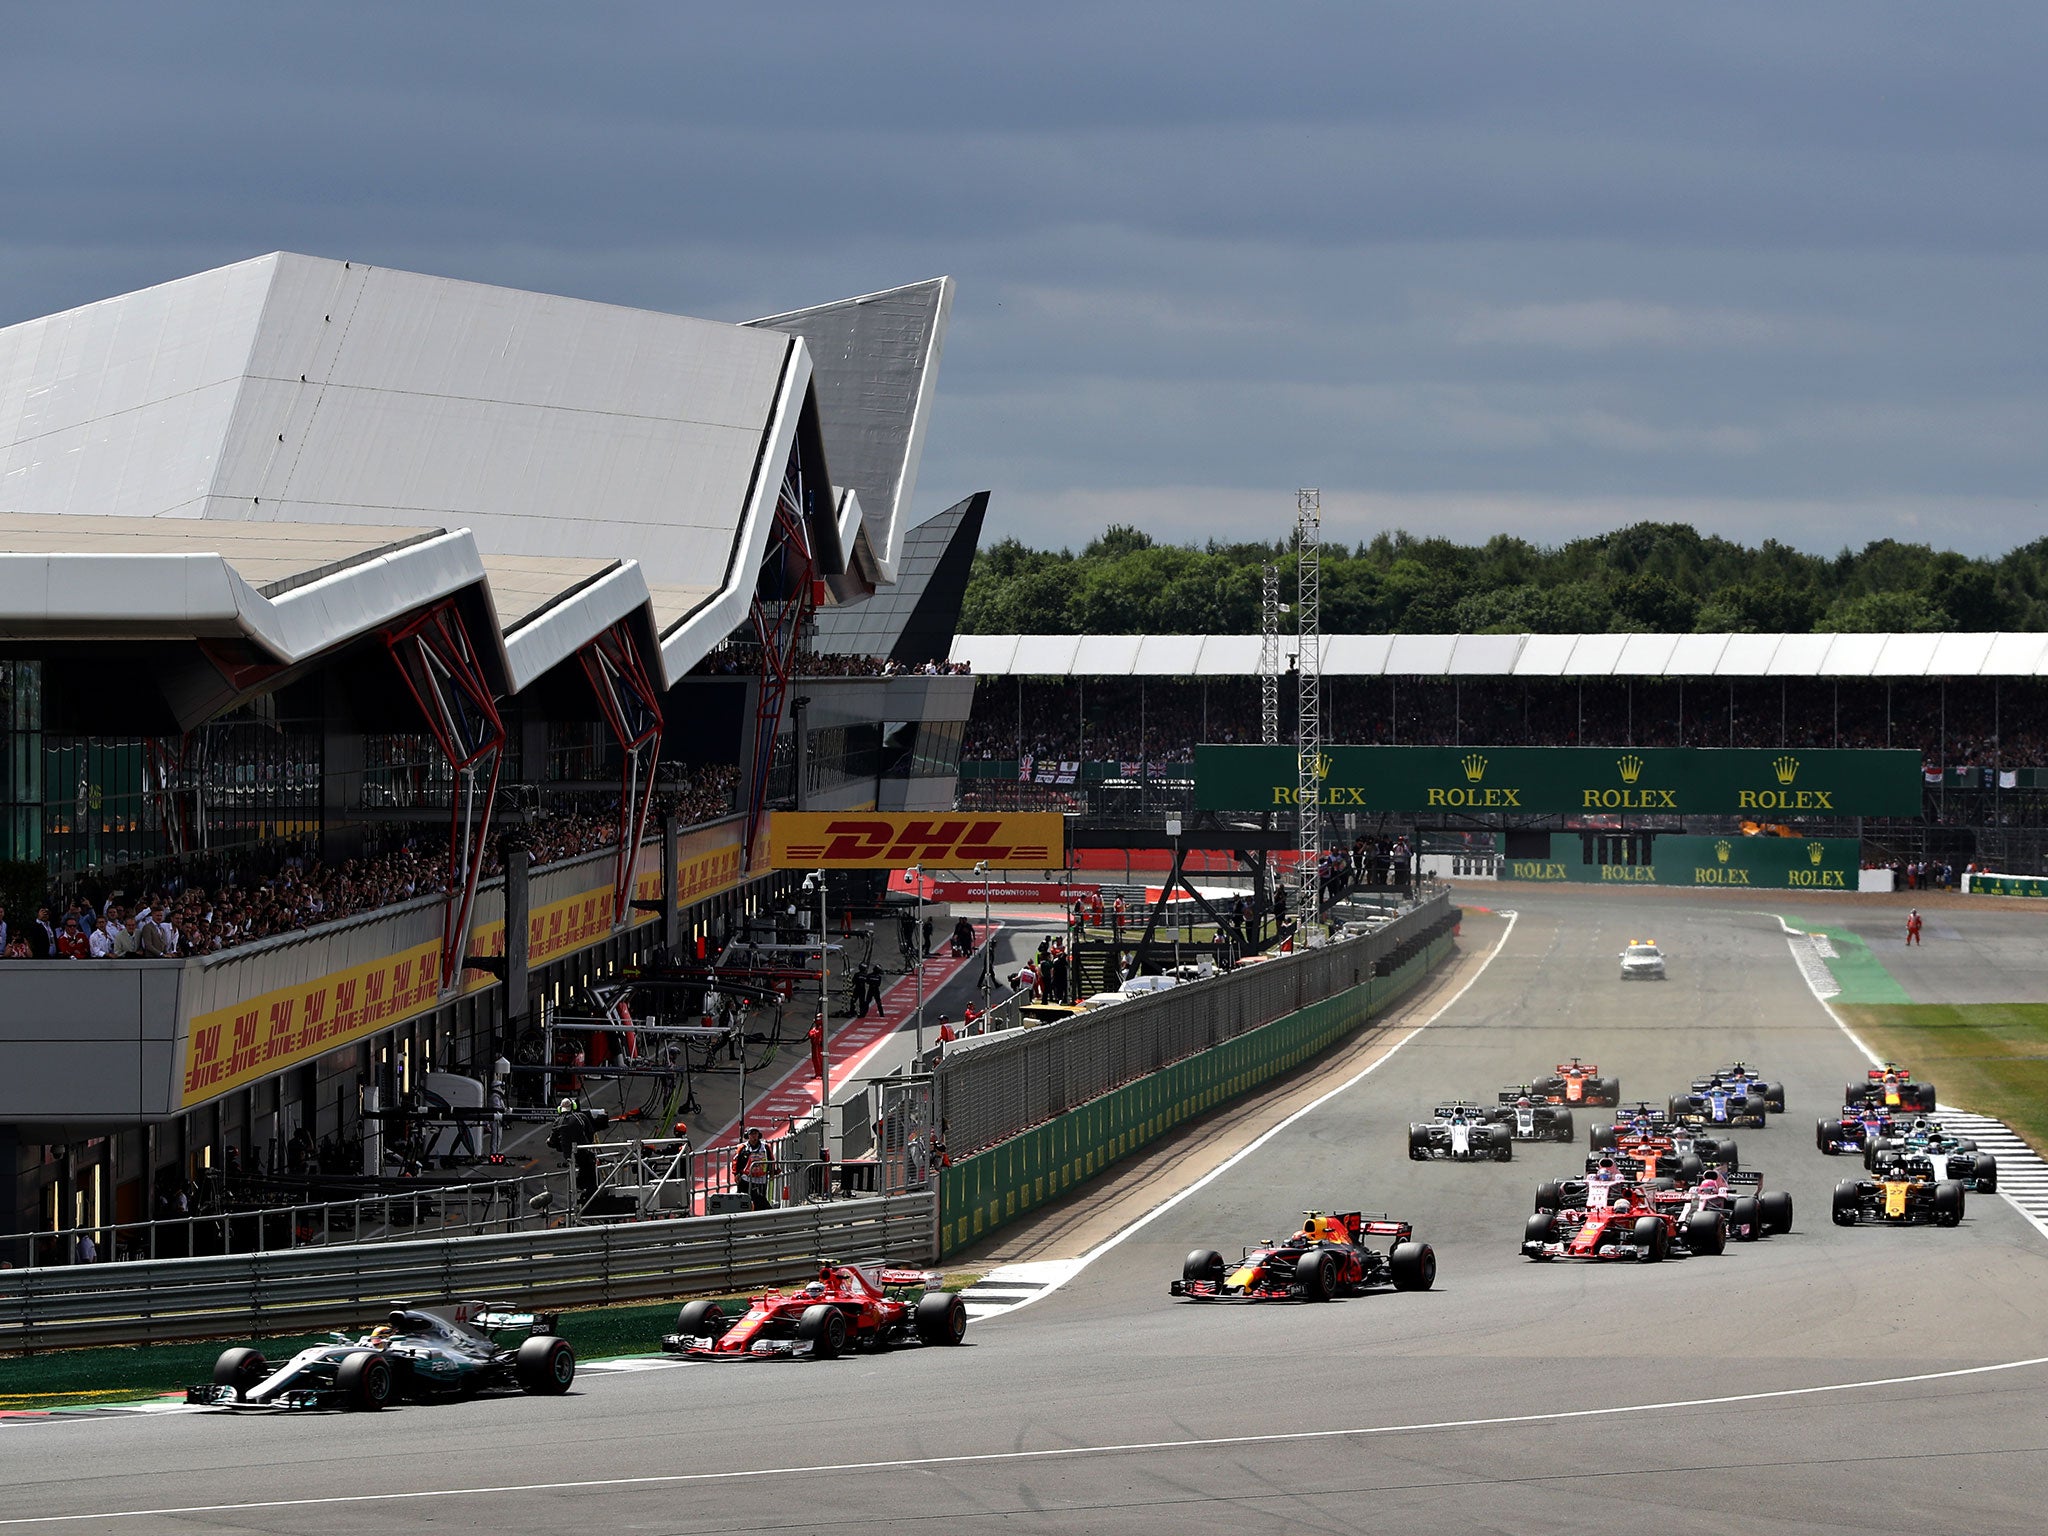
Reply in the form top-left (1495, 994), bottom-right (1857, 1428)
top-left (1193, 745), bottom-right (1922, 818)
top-left (1499, 833), bottom-right (1861, 890)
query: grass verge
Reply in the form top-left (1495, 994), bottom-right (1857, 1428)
top-left (0, 1273), bottom-right (978, 1412)
top-left (1835, 1002), bottom-right (2048, 1154)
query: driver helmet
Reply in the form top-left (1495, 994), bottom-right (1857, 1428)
top-left (1698, 1171), bottom-right (1725, 1192)
top-left (369, 1325), bottom-right (394, 1347)
top-left (1611, 1194), bottom-right (1631, 1212)
top-left (1516, 1095), bottom-right (1532, 1107)
top-left (1598, 1157), bottom-right (1616, 1171)
top-left (1913, 1117), bottom-right (1929, 1132)
top-left (804, 1281), bottom-right (827, 1298)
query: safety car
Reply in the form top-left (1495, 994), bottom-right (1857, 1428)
top-left (1527, 1057), bottom-right (1620, 1107)
top-left (1171, 1211), bottom-right (1436, 1301)
top-left (662, 1264), bottom-right (967, 1359)
top-left (1845, 1063), bottom-right (1936, 1113)
top-left (1409, 1104), bottom-right (1512, 1161)
top-left (1618, 940), bottom-right (1667, 980)
top-left (1488, 1090), bottom-right (1575, 1143)
top-left (1831, 1155), bottom-right (1966, 1227)
top-left (187, 1303), bottom-right (575, 1410)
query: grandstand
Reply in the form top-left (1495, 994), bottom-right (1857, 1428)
top-left (0, 255), bottom-right (987, 1248)
top-left (950, 633), bottom-right (2048, 874)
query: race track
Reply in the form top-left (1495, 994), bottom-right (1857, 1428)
top-left (9, 889), bottom-right (2048, 1534)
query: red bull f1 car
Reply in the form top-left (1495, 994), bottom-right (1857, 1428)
top-left (662, 1264), bottom-right (967, 1359)
top-left (1171, 1211), bottom-right (1437, 1301)
top-left (1528, 1057), bottom-right (1620, 1108)
top-left (1845, 1063), bottom-right (1936, 1113)
top-left (186, 1303), bottom-right (575, 1410)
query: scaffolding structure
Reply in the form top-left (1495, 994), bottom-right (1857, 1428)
top-left (1294, 490), bottom-right (1322, 928)
top-left (1259, 562), bottom-right (1281, 746)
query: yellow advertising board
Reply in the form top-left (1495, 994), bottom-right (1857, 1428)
top-left (675, 817), bottom-right (751, 905)
top-left (179, 849), bottom-right (668, 1109)
top-left (768, 811), bottom-right (1064, 871)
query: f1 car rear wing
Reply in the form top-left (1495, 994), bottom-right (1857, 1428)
top-left (1725, 1171), bottom-right (1762, 1188)
top-left (447, 1301), bottom-right (559, 1335)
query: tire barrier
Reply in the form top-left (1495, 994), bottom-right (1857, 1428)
top-left (937, 924), bottom-right (1459, 1258)
top-left (0, 1193), bottom-right (934, 1354)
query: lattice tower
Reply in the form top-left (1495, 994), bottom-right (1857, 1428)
top-left (1259, 562), bottom-right (1281, 746)
top-left (1295, 489), bottom-right (1322, 927)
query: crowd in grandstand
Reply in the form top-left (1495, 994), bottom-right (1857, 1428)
top-left (0, 765), bottom-right (738, 962)
top-left (964, 676), bottom-right (2048, 768)
top-left (696, 644), bottom-right (971, 678)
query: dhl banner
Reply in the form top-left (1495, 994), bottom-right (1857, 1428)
top-left (769, 812), bottom-right (1064, 871)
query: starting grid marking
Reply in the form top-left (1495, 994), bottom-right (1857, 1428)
top-left (1779, 920), bottom-right (2048, 1243)
top-left (957, 1260), bottom-right (1083, 1318)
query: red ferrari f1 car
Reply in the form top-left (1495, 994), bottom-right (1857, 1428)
top-left (661, 1264), bottom-right (967, 1359)
top-left (1170, 1211), bottom-right (1436, 1301)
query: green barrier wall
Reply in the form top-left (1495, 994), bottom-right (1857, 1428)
top-left (937, 933), bottom-right (1457, 1257)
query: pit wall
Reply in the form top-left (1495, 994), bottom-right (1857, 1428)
top-left (937, 933), bottom-right (1457, 1258)
top-left (1496, 832), bottom-right (1860, 891)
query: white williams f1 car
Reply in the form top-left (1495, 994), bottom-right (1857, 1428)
top-left (1409, 1104), bottom-right (1512, 1161)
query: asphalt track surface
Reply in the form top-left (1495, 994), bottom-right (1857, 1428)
top-left (9, 888), bottom-right (2048, 1534)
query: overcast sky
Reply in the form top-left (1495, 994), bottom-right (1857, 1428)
top-left (6, 2), bottom-right (2045, 555)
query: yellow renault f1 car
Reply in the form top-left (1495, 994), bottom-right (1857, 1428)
top-left (1831, 1154), bottom-right (1965, 1227)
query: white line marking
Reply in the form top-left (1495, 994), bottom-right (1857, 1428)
top-left (1774, 914), bottom-right (2048, 1244)
top-left (975, 910), bottom-right (1522, 1320)
top-left (8, 1352), bottom-right (2044, 1526)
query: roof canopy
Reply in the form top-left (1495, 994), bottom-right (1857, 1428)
top-left (949, 632), bottom-right (2048, 679)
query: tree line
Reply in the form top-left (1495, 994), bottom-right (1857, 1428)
top-left (959, 522), bottom-right (2048, 636)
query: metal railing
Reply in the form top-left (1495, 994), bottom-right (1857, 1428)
top-left (934, 892), bottom-right (1456, 1156)
top-left (6, 1173), bottom-right (554, 1271)
top-left (0, 1193), bottom-right (936, 1352)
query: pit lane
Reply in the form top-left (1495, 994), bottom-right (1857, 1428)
top-left (8, 888), bottom-right (2048, 1535)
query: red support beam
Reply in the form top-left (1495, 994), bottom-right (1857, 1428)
top-left (578, 621), bottom-right (665, 926)
top-left (382, 600), bottom-right (507, 989)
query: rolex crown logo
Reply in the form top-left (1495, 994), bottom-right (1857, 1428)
top-left (1773, 755), bottom-right (1800, 785)
top-left (1616, 754), bottom-right (1644, 784)
top-left (1715, 839), bottom-right (1732, 864)
top-left (1461, 753), bottom-right (1488, 783)
top-left (1313, 752), bottom-right (1333, 780)
top-left (1807, 841), bottom-right (1825, 865)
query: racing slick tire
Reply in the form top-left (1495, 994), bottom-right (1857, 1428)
top-left (212, 1347), bottom-right (268, 1396)
top-left (1408, 1126), bottom-right (1430, 1161)
top-left (1742, 1098), bottom-right (1769, 1128)
top-left (1533, 1181), bottom-right (1565, 1213)
top-left (675, 1300), bottom-right (728, 1340)
top-left (1294, 1251), bottom-right (1337, 1301)
top-left (1589, 1122), bottom-right (1616, 1153)
top-left (1729, 1194), bottom-right (1763, 1241)
top-left (1759, 1191), bottom-right (1794, 1235)
top-left (1390, 1241), bottom-right (1436, 1291)
top-left (1845, 1082), bottom-right (1868, 1110)
top-left (1933, 1181), bottom-right (1966, 1228)
top-left (335, 1350), bottom-right (392, 1411)
top-left (1678, 1154), bottom-right (1705, 1183)
top-left (1669, 1095), bottom-right (1689, 1119)
top-left (797, 1304), bottom-right (849, 1358)
top-left (1816, 1119), bottom-right (1835, 1155)
top-left (515, 1336), bottom-right (577, 1394)
top-left (1551, 1110), bottom-right (1574, 1143)
top-left (1488, 1129), bottom-right (1514, 1162)
top-left (1910, 1084), bottom-right (1938, 1111)
top-left (1765, 1082), bottom-right (1787, 1112)
top-left (1522, 1213), bottom-right (1556, 1258)
top-left (1686, 1210), bottom-right (1727, 1256)
top-left (914, 1291), bottom-right (969, 1345)
top-left (1974, 1156), bottom-right (1999, 1195)
top-left (1595, 1077), bottom-right (1620, 1107)
top-left (1698, 1138), bottom-right (1738, 1171)
top-left (1645, 1177), bottom-right (1678, 1192)
top-left (1183, 1249), bottom-right (1226, 1286)
top-left (1633, 1217), bottom-right (1668, 1262)
top-left (1831, 1181), bottom-right (1861, 1226)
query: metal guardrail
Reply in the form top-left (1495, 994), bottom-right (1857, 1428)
top-left (0, 1193), bottom-right (936, 1352)
top-left (934, 892), bottom-right (1456, 1156)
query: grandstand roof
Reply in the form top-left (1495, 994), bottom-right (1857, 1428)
top-left (949, 632), bottom-right (2048, 678)
top-left (0, 253), bottom-right (952, 701)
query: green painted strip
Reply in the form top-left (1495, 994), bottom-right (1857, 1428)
top-left (1785, 917), bottom-right (1914, 1006)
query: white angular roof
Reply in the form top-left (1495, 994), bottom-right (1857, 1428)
top-left (950, 632), bottom-right (2048, 678)
top-left (0, 253), bottom-right (951, 696)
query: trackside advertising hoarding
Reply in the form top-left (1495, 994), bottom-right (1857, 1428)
top-left (1498, 833), bottom-right (1860, 890)
top-left (768, 812), bottom-right (1065, 871)
top-left (1194, 745), bottom-right (1922, 818)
